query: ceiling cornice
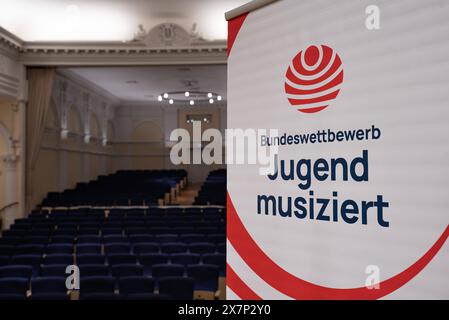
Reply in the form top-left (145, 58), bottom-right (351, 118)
top-left (0, 27), bottom-right (227, 66)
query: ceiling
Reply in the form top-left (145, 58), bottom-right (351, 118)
top-left (0, 0), bottom-right (247, 42)
top-left (66, 65), bottom-right (227, 103)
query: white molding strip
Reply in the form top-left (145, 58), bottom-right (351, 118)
top-left (225, 0), bottom-right (280, 20)
top-left (0, 27), bottom-right (227, 66)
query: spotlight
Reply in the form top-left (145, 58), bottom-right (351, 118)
top-left (169, 99), bottom-right (174, 104)
top-left (163, 93), bottom-right (169, 99)
top-left (217, 95), bottom-right (222, 101)
top-left (190, 100), bottom-right (194, 106)
top-left (185, 91), bottom-right (190, 97)
top-left (209, 98), bottom-right (214, 104)
top-left (207, 93), bottom-right (213, 98)
top-left (157, 95), bottom-right (162, 102)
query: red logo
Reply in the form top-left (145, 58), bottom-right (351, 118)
top-left (285, 45), bottom-right (343, 113)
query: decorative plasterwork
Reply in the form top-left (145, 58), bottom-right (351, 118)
top-left (0, 26), bottom-right (226, 66)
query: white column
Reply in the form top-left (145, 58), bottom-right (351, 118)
top-left (2, 154), bottom-right (19, 230)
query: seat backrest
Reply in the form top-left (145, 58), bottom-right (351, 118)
top-left (118, 276), bottom-right (154, 295)
top-left (170, 253), bottom-right (201, 266)
top-left (112, 264), bottom-right (143, 278)
top-left (151, 264), bottom-right (184, 278)
top-left (31, 276), bottom-right (67, 294)
top-left (40, 264), bottom-right (68, 277)
top-left (0, 278), bottom-right (29, 295)
top-left (80, 276), bottom-right (115, 294)
top-left (76, 253), bottom-right (106, 265)
top-left (108, 254), bottom-right (137, 266)
top-left (44, 254), bottom-right (74, 265)
top-left (76, 243), bottom-right (102, 254)
top-left (0, 265), bottom-right (33, 279)
top-left (79, 264), bottom-right (109, 277)
top-left (158, 276), bottom-right (194, 300)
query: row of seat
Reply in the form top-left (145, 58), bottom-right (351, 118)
top-left (41, 170), bottom-right (187, 207)
top-left (0, 252), bottom-right (225, 268)
top-left (194, 170), bottom-right (226, 205)
top-left (1, 233), bottom-right (225, 246)
top-left (0, 275), bottom-right (199, 300)
top-left (33, 207), bottom-right (224, 216)
top-left (0, 242), bottom-right (225, 256)
top-left (0, 261), bottom-right (222, 279)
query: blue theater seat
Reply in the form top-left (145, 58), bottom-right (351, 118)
top-left (0, 245), bottom-right (14, 256)
top-left (112, 264), bottom-right (144, 278)
top-left (0, 265), bottom-right (33, 279)
top-left (15, 244), bottom-right (44, 255)
top-left (151, 264), bottom-right (184, 279)
top-left (170, 253), bottom-right (201, 266)
top-left (0, 278), bottom-right (29, 297)
top-left (40, 264), bottom-right (68, 277)
top-left (43, 254), bottom-right (74, 265)
top-left (188, 242), bottom-right (216, 254)
top-left (158, 276), bottom-right (194, 300)
top-left (45, 244), bottom-right (73, 255)
top-left (108, 254), bottom-right (137, 266)
top-left (80, 276), bottom-right (115, 296)
top-left (79, 264), bottom-right (109, 277)
top-left (76, 243), bottom-right (102, 255)
top-left (118, 276), bottom-right (154, 295)
top-left (50, 236), bottom-right (74, 244)
top-left (128, 234), bottom-right (154, 244)
top-left (133, 243), bottom-right (159, 255)
top-left (187, 264), bottom-right (219, 292)
top-left (103, 235), bottom-right (128, 244)
top-left (216, 243), bottom-right (226, 253)
top-left (179, 234), bottom-right (205, 244)
top-left (202, 253), bottom-right (226, 277)
top-left (76, 254), bottom-right (106, 266)
top-left (31, 277), bottom-right (68, 294)
top-left (160, 243), bottom-right (187, 254)
top-left (104, 243), bottom-right (131, 255)
top-left (0, 256), bottom-right (9, 266)
top-left (155, 234), bottom-right (178, 243)
top-left (77, 235), bottom-right (101, 244)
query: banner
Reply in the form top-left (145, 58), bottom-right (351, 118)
top-left (226, 0), bottom-right (449, 299)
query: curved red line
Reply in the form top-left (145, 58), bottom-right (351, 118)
top-left (227, 263), bottom-right (262, 300)
top-left (298, 105), bottom-right (328, 113)
top-left (288, 90), bottom-right (340, 105)
top-left (227, 192), bottom-right (449, 299)
top-left (285, 71), bottom-right (343, 95)
top-left (286, 55), bottom-right (342, 86)
top-left (291, 45), bottom-right (333, 76)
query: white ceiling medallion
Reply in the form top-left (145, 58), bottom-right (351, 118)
top-left (131, 23), bottom-right (206, 47)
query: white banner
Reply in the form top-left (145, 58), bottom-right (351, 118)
top-left (227, 0), bottom-right (449, 300)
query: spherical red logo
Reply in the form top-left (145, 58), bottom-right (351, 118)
top-left (285, 45), bottom-right (343, 113)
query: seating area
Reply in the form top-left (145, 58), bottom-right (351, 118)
top-left (0, 205), bottom-right (226, 300)
top-left (194, 170), bottom-right (226, 206)
top-left (40, 170), bottom-right (187, 207)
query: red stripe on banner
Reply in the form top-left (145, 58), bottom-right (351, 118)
top-left (286, 55), bottom-right (342, 86)
top-left (228, 13), bottom-right (248, 57)
top-left (227, 192), bottom-right (449, 299)
top-left (291, 46), bottom-right (333, 76)
top-left (288, 90), bottom-right (340, 105)
top-left (298, 105), bottom-right (328, 113)
top-left (227, 263), bottom-right (262, 300)
top-left (285, 71), bottom-right (343, 95)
